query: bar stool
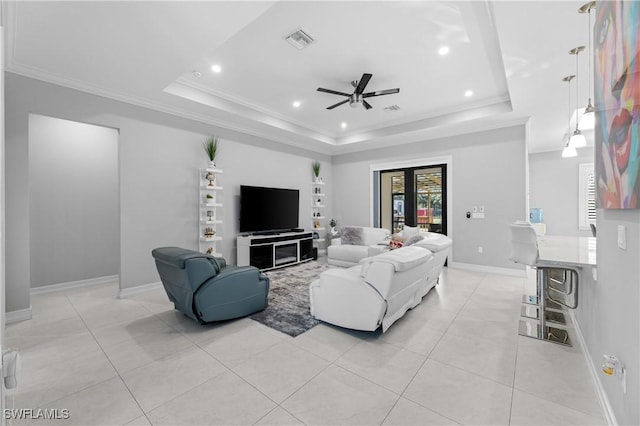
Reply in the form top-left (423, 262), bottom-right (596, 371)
top-left (509, 222), bottom-right (580, 346)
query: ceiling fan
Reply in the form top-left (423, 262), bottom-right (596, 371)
top-left (317, 73), bottom-right (400, 110)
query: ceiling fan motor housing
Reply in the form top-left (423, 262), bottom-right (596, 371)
top-left (349, 93), bottom-right (363, 108)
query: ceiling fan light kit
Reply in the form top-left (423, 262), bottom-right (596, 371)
top-left (317, 73), bottom-right (399, 110)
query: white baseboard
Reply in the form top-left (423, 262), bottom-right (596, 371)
top-left (118, 281), bottom-right (163, 299)
top-left (5, 306), bottom-right (33, 324)
top-left (569, 311), bottom-right (618, 426)
top-left (449, 261), bottom-right (527, 277)
top-left (30, 275), bottom-right (119, 295)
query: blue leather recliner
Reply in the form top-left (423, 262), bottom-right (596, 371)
top-left (151, 247), bottom-right (269, 323)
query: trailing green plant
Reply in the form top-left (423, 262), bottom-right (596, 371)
top-left (206, 193), bottom-right (214, 198)
top-left (203, 136), bottom-right (219, 162)
top-left (312, 160), bottom-right (321, 177)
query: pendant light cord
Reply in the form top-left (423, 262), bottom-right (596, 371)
top-left (575, 51), bottom-right (580, 131)
top-left (588, 8), bottom-right (593, 106)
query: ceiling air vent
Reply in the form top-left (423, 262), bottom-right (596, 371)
top-left (384, 105), bottom-right (401, 111)
top-left (285, 28), bottom-right (315, 50)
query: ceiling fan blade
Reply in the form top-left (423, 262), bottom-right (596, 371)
top-left (354, 73), bottom-right (372, 94)
top-left (317, 87), bottom-right (351, 97)
top-left (362, 88), bottom-right (400, 98)
top-left (363, 99), bottom-right (372, 110)
top-left (327, 99), bottom-right (349, 110)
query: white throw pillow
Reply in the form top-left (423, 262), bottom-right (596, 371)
top-left (402, 225), bottom-right (419, 239)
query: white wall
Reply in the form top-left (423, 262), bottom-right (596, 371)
top-left (332, 125), bottom-right (528, 272)
top-left (28, 114), bottom-right (119, 287)
top-left (5, 73), bottom-right (331, 312)
top-left (531, 148), bottom-right (639, 425)
top-left (529, 149), bottom-right (594, 237)
top-left (578, 209), bottom-right (640, 425)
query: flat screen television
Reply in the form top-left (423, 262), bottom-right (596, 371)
top-left (240, 185), bottom-right (300, 234)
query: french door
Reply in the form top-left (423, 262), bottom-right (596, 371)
top-left (380, 164), bottom-right (447, 235)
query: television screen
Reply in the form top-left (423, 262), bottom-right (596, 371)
top-left (240, 185), bottom-right (300, 233)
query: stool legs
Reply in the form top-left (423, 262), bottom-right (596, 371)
top-left (518, 268), bottom-right (572, 346)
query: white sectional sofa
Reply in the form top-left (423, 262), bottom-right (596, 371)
top-left (408, 231), bottom-right (452, 289)
top-left (312, 226), bottom-right (453, 332)
top-left (310, 246), bottom-right (433, 332)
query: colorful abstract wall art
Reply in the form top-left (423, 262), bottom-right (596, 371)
top-left (594, 1), bottom-right (640, 209)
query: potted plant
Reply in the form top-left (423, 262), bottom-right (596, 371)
top-left (203, 136), bottom-right (219, 168)
top-left (205, 193), bottom-right (214, 204)
top-left (312, 160), bottom-right (321, 183)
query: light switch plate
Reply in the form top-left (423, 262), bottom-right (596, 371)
top-left (479, 205), bottom-right (485, 213)
top-left (617, 225), bottom-right (626, 250)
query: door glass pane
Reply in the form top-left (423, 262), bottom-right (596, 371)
top-left (415, 168), bottom-right (443, 233)
top-left (391, 175), bottom-right (405, 233)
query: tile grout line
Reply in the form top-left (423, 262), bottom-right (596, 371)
top-left (387, 273), bottom-right (485, 425)
top-left (64, 289), bottom-right (154, 425)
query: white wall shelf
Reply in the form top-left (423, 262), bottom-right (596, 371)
top-left (199, 167), bottom-right (223, 256)
top-left (312, 180), bottom-right (327, 255)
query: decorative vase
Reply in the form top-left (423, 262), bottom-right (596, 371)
top-left (208, 160), bottom-right (216, 169)
top-left (205, 171), bottom-right (216, 186)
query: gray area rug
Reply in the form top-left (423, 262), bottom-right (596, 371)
top-left (250, 261), bottom-right (331, 337)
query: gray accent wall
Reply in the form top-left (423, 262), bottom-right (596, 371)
top-left (529, 149), bottom-right (594, 237)
top-left (28, 114), bottom-right (119, 287)
top-left (332, 125), bottom-right (528, 271)
top-left (5, 73), bottom-right (331, 312)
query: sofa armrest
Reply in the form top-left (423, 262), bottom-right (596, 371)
top-left (310, 267), bottom-right (386, 331)
top-left (197, 265), bottom-right (269, 303)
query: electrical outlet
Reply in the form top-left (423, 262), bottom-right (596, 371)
top-left (478, 246), bottom-right (483, 253)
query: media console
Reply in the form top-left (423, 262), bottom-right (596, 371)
top-left (237, 231), bottom-right (314, 271)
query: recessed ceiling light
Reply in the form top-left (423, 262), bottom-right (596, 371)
top-left (292, 101), bottom-right (301, 108)
top-left (211, 64), bottom-right (222, 73)
top-left (438, 46), bottom-right (450, 56)
top-left (341, 122), bottom-right (347, 129)
top-left (464, 90), bottom-right (473, 97)
top-left (192, 70), bottom-right (202, 78)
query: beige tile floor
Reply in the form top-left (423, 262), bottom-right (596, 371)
top-left (5, 266), bottom-right (607, 425)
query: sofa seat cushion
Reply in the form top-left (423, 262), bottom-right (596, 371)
top-left (328, 244), bottom-right (371, 264)
top-left (362, 246), bottom-right (432, 272)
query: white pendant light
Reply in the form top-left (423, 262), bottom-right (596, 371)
top-left (579, 1), bottom-right (596, 129)
top-left (568, 46), bottom-right (587, 148)
top-left (562, 144), bottom-right (578, 158)
top-left (562, 75), bottom-right (578, 158)
top-left (569, 129), bottom-right (587, 148)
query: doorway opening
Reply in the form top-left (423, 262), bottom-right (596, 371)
top-left (379, 164), bottom-right (447, 235)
